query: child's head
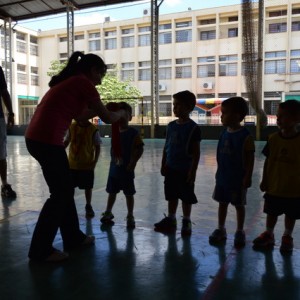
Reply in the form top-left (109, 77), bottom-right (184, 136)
top-left (106, 101), bottom-right (132, 126)
top-left (172, 90), bottom-right (196, 119)
top-left (221, 97), bottom-right (248, 127)
top-left (277, 100), bottom-right (300, 131)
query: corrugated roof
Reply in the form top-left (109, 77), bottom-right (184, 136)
top-left (0, 0), bottom-right (143, 21)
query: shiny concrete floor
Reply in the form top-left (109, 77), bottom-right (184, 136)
top-left (1, 136), bottom-right (300, 300)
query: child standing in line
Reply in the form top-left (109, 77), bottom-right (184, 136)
top-left (100, 102), bottom-right (144, 229)
top-left (64, 119), bottom-right (101, 218)
top-left (209, 97), bottom-right (255, 248)
top-left (154, 90), bottom-right (201, 236)
top-left (253, 100), bottom-right (300, 254)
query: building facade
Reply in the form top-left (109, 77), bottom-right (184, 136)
top-left (2, 0), bottom-right (300, 125)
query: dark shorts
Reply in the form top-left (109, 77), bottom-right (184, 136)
top-left (164, 169), bottom-right (197, 204)
top-left (70, 169), bottom-right (94, 190)
top-left (106, 175), bottom-right (136, 196)
top-left (213, 185), bottom-right (247, 206)
top-left (263, 193), bottom-right (300, 220)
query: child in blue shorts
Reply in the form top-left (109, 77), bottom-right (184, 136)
top-left (100, 102), bottom-right (144, 229)
top-left (209, 97), bottom-right (255, 248)
top-left (154, 90), bottom-right (201, 236)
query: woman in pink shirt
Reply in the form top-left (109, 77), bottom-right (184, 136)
top-left (25, 52), bottom-right (124, 262)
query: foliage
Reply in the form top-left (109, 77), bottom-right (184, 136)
top-left (47, 60), bottom-right (142, 106)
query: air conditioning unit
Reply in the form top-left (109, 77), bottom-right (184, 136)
top-left (203, 82), bottom-right (213, 89)
top-left (159, 83), bottom-right (166, 91)
top-left (104, 16), bottom-right (110, 22)
top-left (143, 9), bottom-right (150, 16)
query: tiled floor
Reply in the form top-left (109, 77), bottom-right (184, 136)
top-left (1, 136), bottom-right (300, 300)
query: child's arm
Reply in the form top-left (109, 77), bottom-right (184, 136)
top-left (92, 144), bottom-right (100, 169)
top-left (187, 141), bottom-right (200, 184)
top-left (242, 136), bottom-right (255, 188)
top-left (161, 146), bottom-right (167, 176)
top-left (260, 158), bottom-right (268, 192)
top-left (63, 129), bottom-right (71, 148)
top-left (127, 143), bottom-right (144, 172)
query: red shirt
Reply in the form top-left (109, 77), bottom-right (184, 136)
top-left (26, 74), bottom-right (100, 146)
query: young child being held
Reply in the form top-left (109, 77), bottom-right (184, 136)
top-left (209, 97), bottom-right (255, 248)
top-left (154, 90), bottom-right (201, 236)
top-left (253, 100), bottom-right (300, 254)
top-left (64, 119), bottom-right (101, 218)
top-left (100, 102), bottom-right (144, 229)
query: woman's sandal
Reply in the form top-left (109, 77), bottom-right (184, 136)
top-left (82, 235), bottom-right (95, 246)
top-left (45, 250), bottom-right (69, 262)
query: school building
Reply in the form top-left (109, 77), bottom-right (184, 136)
top-left (1, 0), bottom-right (300, 126)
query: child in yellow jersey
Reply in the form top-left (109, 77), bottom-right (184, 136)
top-left (253, 100), bottom-right (300, 254)
top-left (64, 120), bottom-right (101, 218)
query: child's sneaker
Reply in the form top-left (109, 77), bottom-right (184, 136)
top-left (100, 211), bottom-right (114, 224)
top-left (181, 219), bottom-right (192, 236)
top-left (280, 235), bottom-right (293, 254)
top-left (126, 215), bottom-right (136, 229)
top-left (154, 216), bottom-right (177, 233)
top-left (252, 231), bottom-right (275, 249)
top-left (1, 184), bottom-right (16, 199)
top-left (85, 204), bottom-right (95, 218)
top-left (209, 228), bottom-right (227, 245)
top-left (234, 230), bottom-right (246, 248)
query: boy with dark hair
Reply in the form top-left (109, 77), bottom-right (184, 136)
top-left (101, 102), bottom-right (144, 229)
top-left (209, 96), bottom-right (255, 248)
top-left (253, 100), bottom-right (300, 254)
top-left (154, 90), bottom-right (201, 236)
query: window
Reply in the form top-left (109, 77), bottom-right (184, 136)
top-left (228, 28), bottom-right (238, 37)
top-left (159, 103), bottom-right (172, 116)
top-left (16, 41), bottom-right (26, 53)
top-left (176, 21), bottom-right (192, 28)
top-left (268, 23), bottom-right (287, 33)
top-left (228, 16), bottom-right (238, 22)
top-left (175, 30), bottom-right (192, 42)
top-left (31, 75), bottom-right (39, 86)
top-left (290, 60), bottom-right (300, 73)
top-left (291, 49), bottom-right (300, 57)
top-left (269, 10), bottom-right (287, 17)
top-left (159, 32), bottom-right (172, 44)
top-left (59, 36), bottom-right (67, 42)
top-left (89, 32), bottom-right (100, 38)
top-left (30, 36), bottom-right (38, 44)
top-left (292, 21), bottom-right (300, 31)
top-left (200, 30), bottom-right (216, 40)
top-left (138, 26), bottom-right (151, 32)
top-left (158, 61), bottom-right (172, 80)
top-left (30, 44), bottom-right (38, 56)
top-left (219, 63), bottom-right (237, 76)
top-left (197, 65), bottom-right (215, 78)
top-left (138, 61), bottom-right (151, 81)
top-left (75, 34), bottom-right (84, 40)
top-left (122, 28), bottom-right (134, 35)
top-left (121, 62), bottom-right (135, 81)
top-left (220, 55), bottom-right (238, 72)
top-left (31, 66), bottom-right (38, 74)
top-left (16, 32), bottom-right (26, 41)
top-left (200, 19), bottom-right (216, 25)
top-left (175, 58), bottom-right (192, 78)
top-left (17, 64), bottom-right (27, 84)
top-left (292, 8), bottom-right (300, 15)
top-left (105, 30), bottom-right (116, 37)
top-left (265, 60), bottom-right (286, 74)
top-left (265, 51), bottom-right (286, 58)
top-left (198, 56), bottom-right (215, 63)
top-left (59, 52), bottom-right (68, 63)
top-left (138, 34), bottom-right (150, 46)
top-left (105, 38), bottom-right (117, 50)
top-left (89, 40), bottom-right (100, 51)
top-left (159, 23), bottom-right (172, 30)
top-left (122, 36), bottom-right (134, 48)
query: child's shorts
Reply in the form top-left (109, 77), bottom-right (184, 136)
top-left (71, 169), bottom-right (94, 189)
top-left (263, 193), bottom-right (300, 220)
top-left (106, 175), bottom-right (136, 196)
top-left (164, 168), bottom-right (197, 204)
top-left (213, 185), bottom-right (247, 206)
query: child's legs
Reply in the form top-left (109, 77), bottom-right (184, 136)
top-left (218, 202), bottom-right (229, 228)
top-left (235, 205), bottom-right (245, 231)
top-left (182, 202), bottom-right (191, 218)
top-left (125, 195), bottom-right (134, 216)
top-left (106, 194), bottom-right (117, 212)
top-left (266, 214), bottom-right (278, 231)
top-left (284, 216), bottom-right (296, 235)
top-left (85, 189), bottom-right (92, 205)
top-left (168, 199), bottom-right (179, 216)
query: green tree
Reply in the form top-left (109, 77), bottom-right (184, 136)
top-left (47, 60), bottom-right (141, 106)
